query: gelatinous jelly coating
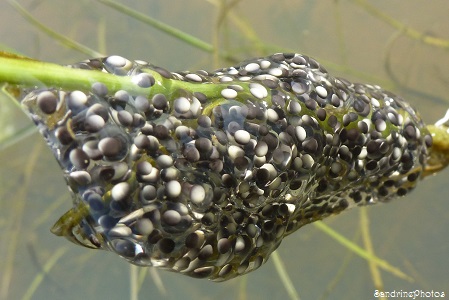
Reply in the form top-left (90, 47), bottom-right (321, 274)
top-left (17, 53), bottom-right (431, 281)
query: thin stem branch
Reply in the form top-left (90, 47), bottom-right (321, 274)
top-left (8, 0), bottom-right (103, 57)
top-left (351, 0), bottom-right (449, 50)
top-left (98, 0), bottom-right (214, 53)
top-left (313, 221), bottom-right (413, 282)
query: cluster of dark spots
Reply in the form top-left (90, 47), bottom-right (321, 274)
top-left (18, 53), bottom-right (432, 281)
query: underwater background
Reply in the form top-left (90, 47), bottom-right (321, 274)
top-left (0, 0), bottom-right (448, 299)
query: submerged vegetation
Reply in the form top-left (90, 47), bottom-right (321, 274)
top-left (1, 1), bottom-right (449, 299)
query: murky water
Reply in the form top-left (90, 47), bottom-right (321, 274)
top-left (0, 1), bottom-right (448, 299)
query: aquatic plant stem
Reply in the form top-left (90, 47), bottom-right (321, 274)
top-left (313, 221), bottom-right (413, 281)
top-left (0, 55), bottom-right (151, 95)
top-left (0, 141), bottom-right (43, 299)
top-left (319, 234), bottom-right (358, 300)
top-left (360, 208), bottom-right (385, 295)
top-left (351, 0), bottom-right (449, 49)
top-left (8, 0), bottom-right (102, 57)
top-left (21, 247), bottom-right (68, 300)
top-left (98, 0), bottom-right (214, 53)
top-left (271, 251), bottom-right (301, 300)
top-left (0, 54), bottom-right (258, 113)
top-left (0, 54), bottom-right (189, 96)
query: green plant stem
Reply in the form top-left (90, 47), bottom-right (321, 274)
top-left (8, 0), bottom-right (102, 57)
top-left (0, 54), bottom-right (260, 114)
top-left (21, 247), bottom-right (68, 300)
top-left (271, 251), bottom-right (301, 300)
top-left (360, 208), bottom-right (385, 293)
top-left (98, 0), bottom-right (214, 53)
top-left (1, 141), bottom-right (43, 299)
top-left (0, 56), bottom-right (150, 95)
top-left (313, 221), bottom-right (413, 282)
top-left (351, 0), bottom-right (449, 50)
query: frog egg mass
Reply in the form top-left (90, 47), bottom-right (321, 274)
top-left (12, 52), bottom-right (449, 281)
